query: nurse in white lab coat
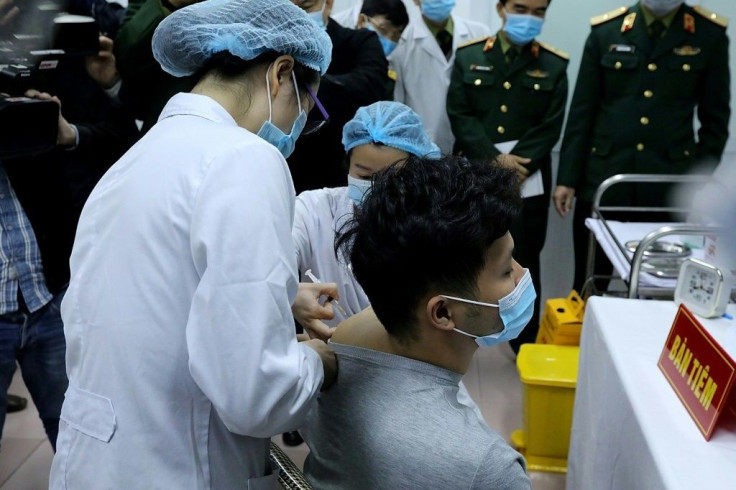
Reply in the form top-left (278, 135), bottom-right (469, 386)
top-left (293, 101), bottom-right (439, 330)
top-left (392, 0), bottom-right (491, 153)
top-left (49, 1), bottom-right (338, 488)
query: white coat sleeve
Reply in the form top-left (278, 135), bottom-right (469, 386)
top-left (186, 142), bottom-right (324, 438)
top-left (389, 47), bottom-right (406, 103)
top-left (292, 193), bottom-right (313, 275)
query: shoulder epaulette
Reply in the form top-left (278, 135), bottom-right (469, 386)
top-left (693, 5), bottom-right (729, 28)
top-left (457, 36), bottom-right (488, 50)
top-left (537, 41), bottom-right (569, 61)
top-left (387, 69), bottom-right (397, 81)
top-left (591, 6), bottom-right (628, 27)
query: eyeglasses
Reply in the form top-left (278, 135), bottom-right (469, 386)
top-left (301, 82), bottom-right (329, 136)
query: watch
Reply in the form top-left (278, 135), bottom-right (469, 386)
top-left (674, 258), bottom-right (731, 318)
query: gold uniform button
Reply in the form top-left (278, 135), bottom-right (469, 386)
top-left (683, 64), bottom-right (691, 72)
top-left (533, 83), bottom-right (541, 90)
top-left (615, 61), bottom-right (622, 70)
top-left (591, 147), bottom-right (597, 154)
top-left (644, 90), bottom-right (654, 98)
top-left (636, 143), bottom-right (645, 151)
top-left (474, 78), bottom-right (482, 86)
top-left (500, 105), bottom-right (508, 113)
top-left (684, 150), bottom-right (691, 156)
top-left (497, 126), bottom-right (505, 134)
top-left (503, 81), bottom-right (512, 90)
top-left (640, 117), bottom-right (650, 125)
top-left (648, 63), bottom-right (657, 71)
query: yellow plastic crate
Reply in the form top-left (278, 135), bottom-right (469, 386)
top-left (511, 344), bottom-right (579, 473)
top-left (535, 291), bottom-right (585, 346)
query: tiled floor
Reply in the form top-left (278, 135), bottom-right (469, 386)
top-left (0, 344), bottom-right (566, 489)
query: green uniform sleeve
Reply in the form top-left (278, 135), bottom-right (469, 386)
top-left (511, 68), bottom-right (568, 176)
top-left (696, 31), bottom-right (730, 161)
top-left (115, 0), bottom-right (167, 80)
top-left (447, 55), bottom-right (500, 159)
top-left (558, 33), bottom-right (602, 189)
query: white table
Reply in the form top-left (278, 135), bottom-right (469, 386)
top-left (567, 297), bottom-right (736, 490)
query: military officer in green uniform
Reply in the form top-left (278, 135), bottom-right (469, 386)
top-left (553, 1), bottom-right (730, 292)
top-left (447, 0), bottom-right (568, 350)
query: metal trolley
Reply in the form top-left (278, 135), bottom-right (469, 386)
top-left (584, 173), bottom-right (724, 299)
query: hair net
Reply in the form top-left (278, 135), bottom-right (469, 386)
top-left (152, 0), bottom-right (333, 77)
top-left (342, 102), bottom-right (441, 158)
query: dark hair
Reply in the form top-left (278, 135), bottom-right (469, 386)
top-left (336, 155), bottom-right (522, 342)
top-left (361, 0), bottom-right (409, 28)
top-left (196, 51), bottom-right (320, 94)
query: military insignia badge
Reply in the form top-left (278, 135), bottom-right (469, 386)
top-left (684, 13), bottom-right (696, 34)
top-left (526, 69), bottom-right (549, 78)
top-left (470, 64), bottom-right (493, 72)
top-left (483, 36), bottom-right (496, 52)
top-left (621, 12), bottom-right (636, 32)
top-left (674, 45), bottom-right (701, 56)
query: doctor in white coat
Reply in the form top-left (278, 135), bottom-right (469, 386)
top-left (293, 101), bottom-right (440, 328)
top-left (391, 0), bottom-right (490, 153)
top-left (50, 0), bottom-right (338, 488)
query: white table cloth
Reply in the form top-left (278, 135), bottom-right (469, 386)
top-left (567, 297), bottom-right (736, 490)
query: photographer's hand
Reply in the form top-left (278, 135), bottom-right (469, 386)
top-left (85, 36), bottom-right (120, 89)
top-left (24, 90), bottom-right (77, 147)
top-left (0, 0), bottom-right (20, 29)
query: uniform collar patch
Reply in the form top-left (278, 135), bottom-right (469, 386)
top-left (684, 13), bottom-right (696, 34)
top-left (621, 12), bottom-right (636, 33)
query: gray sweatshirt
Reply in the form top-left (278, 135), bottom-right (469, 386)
top-left (302, 342), bottom-right (531, 489)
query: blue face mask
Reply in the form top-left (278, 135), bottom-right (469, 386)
top-left (421, 0), bottom-right (456, 24)
top-left (443, 269), bottom-right (536, 348)
top-left (309, 2), bottom-right (327, 30)
top-left (502, 12), bottom-right (544, 46)
top-left (256, 66), bottom-right (307, 159)
top-left (347, 175), bottom-right (372, 206)
top-left (365, 24), bottom-right (398, 57)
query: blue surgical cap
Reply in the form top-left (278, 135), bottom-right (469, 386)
top-left (152, 0), bottom-right (333, 77)
top-left (342, 102), bottom-right (441, 158)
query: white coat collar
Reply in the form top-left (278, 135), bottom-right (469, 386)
top-left (409, 14), bottom-right (470, 41)
top-left (158, 92), bottom-right (239, 127)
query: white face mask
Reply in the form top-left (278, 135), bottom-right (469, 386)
top-left (641, 0), bottom-right (684, 17)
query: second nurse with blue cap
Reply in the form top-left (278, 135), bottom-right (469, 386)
top-left (293, 101), bottom-right (440, 338)
top-left (50, 0), bottom-right (339, 487)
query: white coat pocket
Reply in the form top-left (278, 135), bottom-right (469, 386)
top-left (60, 384), bottom-right (117, 443)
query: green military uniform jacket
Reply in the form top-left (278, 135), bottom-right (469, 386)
top-left (114, 0), bottom-right (196, 133)
top-left (558, 3), bottom-right (730, 205)
top-left (447, 34), bottom-right (569, 195)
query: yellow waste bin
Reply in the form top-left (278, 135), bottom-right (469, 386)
top-left (511, 344), bottom-right (579, 473)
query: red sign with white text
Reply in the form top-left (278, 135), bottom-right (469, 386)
top-left (658, 304), bottom-right (736, 440)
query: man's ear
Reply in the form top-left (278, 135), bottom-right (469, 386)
top-left (268, 55), bottom-right (296, 97)
top-left (324, 0), bottom-right (334, 20)
top-left (426, 296), bottom-right (457, 332)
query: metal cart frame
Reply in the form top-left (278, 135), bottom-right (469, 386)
top-left (584, 173), bottom-right (723, 299)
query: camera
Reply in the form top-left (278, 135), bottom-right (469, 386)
top-left (1, 1), bottom-right (99, 159)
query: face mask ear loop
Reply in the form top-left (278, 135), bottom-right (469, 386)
top-left (440, 295), bottom-right (500, 308)
top-left (265, 63), bottom-right (274, 122)
top-left (291, 70), bottom-right (303, 114)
